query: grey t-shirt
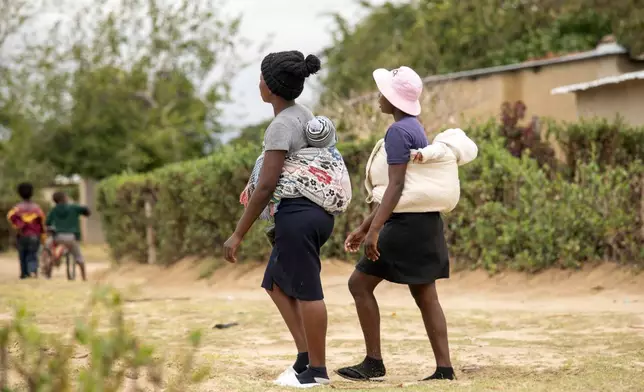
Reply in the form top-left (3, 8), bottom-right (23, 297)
top-left (263, 104), bottom-right (314, 155)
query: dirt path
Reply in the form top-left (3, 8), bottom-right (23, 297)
top-left (1, 255), bottom-right (643, 391)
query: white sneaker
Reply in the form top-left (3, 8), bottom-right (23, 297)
top-left (274, 366), bottom-right (298, 386)
top-left (279, 371), bottom-right (330, 388)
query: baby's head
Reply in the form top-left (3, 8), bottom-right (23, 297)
top-left (305, 116), bottom-right (337, 148)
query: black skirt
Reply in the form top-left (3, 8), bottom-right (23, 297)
top-left (356, 211), bottom-right (450, 285)
top-left (261, 198), bottom-right (334, 301)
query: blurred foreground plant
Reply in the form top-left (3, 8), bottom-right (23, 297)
top-left (0, 286), bottom-right (207, 392)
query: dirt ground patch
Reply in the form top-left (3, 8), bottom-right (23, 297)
top-left (0, 255), bottom-right (643, 391)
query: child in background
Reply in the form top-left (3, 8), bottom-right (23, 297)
top-left (46, 191), bottom-right (91, 281)
top-left (7, 183), bottom-right (46, 279)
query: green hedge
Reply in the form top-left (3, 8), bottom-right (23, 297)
top-left (448, 120), bottom-right (643, 271)
top-left (97, 141), bottom-right (375, 264)
top-left (97, 118), bottom-right (644, 271)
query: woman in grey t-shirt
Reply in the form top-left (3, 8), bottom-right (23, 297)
top-left (224, 51), bottom-right (334, 388)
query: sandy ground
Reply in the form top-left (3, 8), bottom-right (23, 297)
top-left (0, 252), bottom-right (644, 391)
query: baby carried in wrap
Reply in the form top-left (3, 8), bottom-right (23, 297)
top-left (240, 116), bottom-right (352, 244)
top-left (365, 128), bottom-right (478, 213)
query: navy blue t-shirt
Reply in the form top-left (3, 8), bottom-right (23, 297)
top-left (384, 116), bottom-right (429, 164)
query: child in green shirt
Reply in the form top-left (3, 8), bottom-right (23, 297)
top-left (46, 191), bottom-right (91, 281)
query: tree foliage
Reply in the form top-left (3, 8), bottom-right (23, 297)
top-left (321, 0), bottom-right (643, 100)
top-left (41, 66), bottom-right (214, 179)
top-left (2, 0), bottom-right (245, 180)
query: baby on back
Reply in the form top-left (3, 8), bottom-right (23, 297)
top-left (411, 128), bottom-right (478, 165)
top-left (245, 115), bottom-right (350, 245)
top-left (365, 127), bottom-right (478, 214)
top-left (305, 115), bottom-right (337, 148)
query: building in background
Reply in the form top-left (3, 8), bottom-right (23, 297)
top-left (349, 38), bottom-right (644, 128)
top-left (551, 70), bottom-right (644, 126)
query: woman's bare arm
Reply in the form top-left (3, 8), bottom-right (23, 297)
top-left (368, 164), bottom-right (407, 233)
top-left (363, 163), bottom-right (407, 260)
top-left (232, 150), bottom-right (286, 239)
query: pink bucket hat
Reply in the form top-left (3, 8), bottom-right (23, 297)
top-left (372, 66), bottom-right (423, 116)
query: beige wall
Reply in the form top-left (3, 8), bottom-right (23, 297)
top-left (510, 55), bottom-right (644, 122)
top-left (575, 79), bottom-right (644, 126)
top-left (420, 75), bottom-right (505, 129)
top-left (427, 54), bottom-right (644, 126)
top-left (79, 179), bottom-right (105, 244)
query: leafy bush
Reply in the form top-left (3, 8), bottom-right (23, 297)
top-left (546, 117), bottom-right (644, 175)
top-left (96, 174), bottom-right (151, 262)
top-left (97, 140), bottom-right (377, 264)
top-left (447, 120), bottom-right (643, 272)
top-left (500, 101), bottom-right (557, 170)
top-left (98, 118), bottom-right (644, 271)
top-left (0, 286), bottom-right (206, 391)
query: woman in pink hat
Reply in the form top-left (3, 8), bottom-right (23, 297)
top-left (336, 66), bottom-right (454, 382)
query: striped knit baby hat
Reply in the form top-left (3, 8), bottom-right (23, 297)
top-left (305, 116), bottom-right (337, 148)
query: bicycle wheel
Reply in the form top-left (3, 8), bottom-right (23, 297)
top-left (65, 252), bottom-right (76, 281)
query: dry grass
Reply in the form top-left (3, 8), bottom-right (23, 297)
top-left (0, 257), bottom-right (643, 391)
top-left (1, 243), bottom-right (111, 263)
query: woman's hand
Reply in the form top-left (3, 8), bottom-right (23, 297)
top-left (364, 229), bottom-right (380, 261)
top-left (223, 233), bottom-right (243, 263)
top-left (344, 228), bottom-right (367, 253)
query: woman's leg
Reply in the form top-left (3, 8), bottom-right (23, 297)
top-left (266, 284), bottom-right (308, 355)
top-left (349, 270), bottom-right (384, 359)
top-left (409, 282), bottom-right (454, 380)
top-left (298, 299), bottom-right (327, 367)
top-left (335, 269), bottom-right (386, 381)
top-left (271, 200), bottom-right (334, 387)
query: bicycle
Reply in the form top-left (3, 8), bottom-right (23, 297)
top-left (41, 227), bottom-right (76, 280)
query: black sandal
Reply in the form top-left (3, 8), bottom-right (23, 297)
top-left (335, 360), bottom-right (386, 382)
top-left (421, 367), bottom-right (456, 381)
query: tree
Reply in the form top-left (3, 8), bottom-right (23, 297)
top-left (0, 105), bottom-right (55, 191)
top-left (1, 0), bottom-right (50, 107)
top-left (0, 0), bottom-right (57, 196)
top-left (321, 0), bottom-right (618, 100)
top-left (16, 0), bottom-right (245, 180)
top-left (40, 65), bottom-right (215, 179)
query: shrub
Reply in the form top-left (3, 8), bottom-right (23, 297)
top-left (446, 125), bottom-right (643, 272)
top-left (0, 286), bottom-right (206, 391)
top-left (546, 116), bottom-right (644, 174)
top-left (97, 173), bottom-right (151, 262)
top-left (500, 101), bottom-right (557, 169)
top-left (97, 140), bottom-right (378, 264)
top-left (97, 118), bottom-right (644, 271)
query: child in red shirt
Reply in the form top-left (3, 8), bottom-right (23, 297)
top-left (6, 183), bottom-right (46, 279)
